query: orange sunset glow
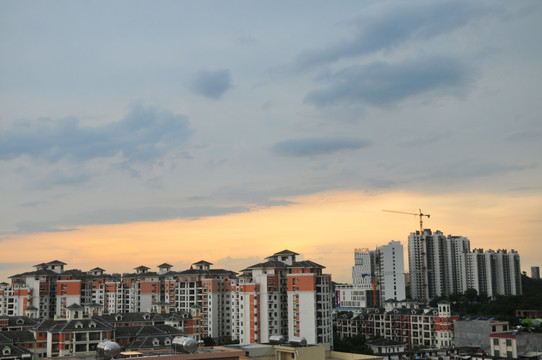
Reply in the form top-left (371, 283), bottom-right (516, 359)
top-left (2, 190), bottom-right (540, 283)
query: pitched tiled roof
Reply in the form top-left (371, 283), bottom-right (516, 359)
top-left (272, 249), bottom-right (299, 256)
top-left (291, 260), bottom-right (325, 269)
top-left (192, 260), bottom-right (212, 266)
top-left (62, 269), bottom-right (86, 276)
top-left (241, 260), bottom-right (288, 272)
top-left (9, 269), bottom-right (58, 278)
top-left (0, 330), bottom-right (36, 343)
top-left (34, 319), bottom-right (112, 332)
top-left (46, 260), bottom-right (67, 266)
top-left (115, 324), bottom-right (181, 338)
top-left (177, 268), bottom-right (236, 276)
top-left (94, 312), bottom-right (162, 324)
top-left (66, 303), bottom-right (84, 310)
top-left (0, 343), bottom-right (34, 357)
top-left (0, 316), bottom-right (40, 328)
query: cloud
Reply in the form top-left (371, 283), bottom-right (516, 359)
top-left (304, 57), bottom-right (474, 107)
top-left (504, 131), bottom-right (542, 143)
top-left (189, 69), bottom-right (232, 100)
top-left (12, 221), bottom-right (76, 234)
top-left (270, 137), bottom-right (370, 157)
top-left (296, 1), bottom-right (483, 69)
top-left (1, 205), bottom-right (256, 237)
top-left (0, 104), bottom-right (193, 163)
top-left (421, 160), bottom-right (532, 182)
top-left (211, 185), bottom-right (300, 207)
top-left (59, 206), bottom-right (252, 227)
top-left (30, 169), bottom-right (93, 190)
top-left (400, 131), bottom-right (453, 148)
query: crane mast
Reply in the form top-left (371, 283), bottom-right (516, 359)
top-left (383, 209), bottom-right (430, 306)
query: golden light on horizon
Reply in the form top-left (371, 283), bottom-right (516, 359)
top-left (1, 189), bottom-right (541, 283)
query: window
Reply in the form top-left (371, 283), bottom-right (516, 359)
top-left (506, 339), bottom-right (512, 347)
top-left (494, 339), bottom-right (499, 345)
top-left (507, 351), bottom-right (513, 358)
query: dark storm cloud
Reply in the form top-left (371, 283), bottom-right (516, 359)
top-left (0, 105), bottom-right (193, 163)
top-left (271, 137), bottom-right (370, 157)
top-left (296, 1), bottom-right (482, 69)
top-left (304, 57), bottom-right (474, 107)
top-left (189, 69), bottom-right (232, 100)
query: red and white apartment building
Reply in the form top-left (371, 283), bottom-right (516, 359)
top-left (232, 250), bottom-right (333, 345)
top-left (336, 300), bottom-right (458, 349)
top-left (0, 250), bottom-right (333, 347)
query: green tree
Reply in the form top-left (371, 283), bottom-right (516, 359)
top-left (202, 337), bottom-right (216, 346)
top-left (333, 329), bottom-right (373, 355)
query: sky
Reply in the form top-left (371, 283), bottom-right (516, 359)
top-left (1, 1), bottom-right (541, 284)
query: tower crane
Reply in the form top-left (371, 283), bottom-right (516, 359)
top-left (383, 209), bottom-right (430, 306)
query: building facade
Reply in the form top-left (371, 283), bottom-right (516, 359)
top-left (462, 249), bottom-right (522, 298)
top-left (1, 251), bottom-right (333, 347)
top-left (337, 242), bottom-right (406, 309)
top-left (408, 229), bottom-right (521, 302)
top-left (232, 250), bottom-right (333, 346)
top-left (335, 300), bottom-right (458, 349)
top-left (453, 318), bottom-right (511, 353)
top-left (531, 266), bottom-right (540, 279)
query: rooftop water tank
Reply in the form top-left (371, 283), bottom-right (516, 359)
top-left (96, 341), bottom-right (121, 359)
top-left (288, 336), bottom-right (307, 347)
top-left (171, 336), bottom-right (198, 353)
top-left (269, 335), bottom-right (286, 345)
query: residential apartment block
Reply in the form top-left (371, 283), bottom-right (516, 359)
top-left (408, 229), bottom-right (521, 302)
top-left (336, 241), bottom-right (406, 309)
top-left (336, 300), bottom-right (458, 349)
top-left (0, 250), bottom-right (333, 347)
top-left (232, 250), bottom-right (333, 345)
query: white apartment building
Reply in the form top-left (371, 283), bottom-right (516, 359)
top-left (462, 248), bottom-right (522, 298)
top-left (376, 240), bottom-right (406, 302)
top-left (409, 230), bottom-right (470, 302)
top-left (337, 241), bottom-right (406, 309)
top-left (409, 229), bottom-right (521, 302)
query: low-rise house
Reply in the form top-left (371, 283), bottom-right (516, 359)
top-left (0, 331), bottom-right (36, 358)
top-left (366, 338), bottom-right (406, 360)
top-left (490, 332), bottom-right (542, 359)
top-left (114, 324), bottom-right (182, 350)
top-left (33, 305), bottom-right (113, 358)
top-left (336, 301), bottom-right (457, 349)
top-left (454, 318), bottom-right (511, 353)
top-left (0, 317), bottom-right (39, 332)
top-left (0, 343), bottom-right (33, 360)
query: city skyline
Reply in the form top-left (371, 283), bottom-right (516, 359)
top-left (1, 2), bottom-right (542, 284)
top-left (0, 190), bottom-right (536, 284)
